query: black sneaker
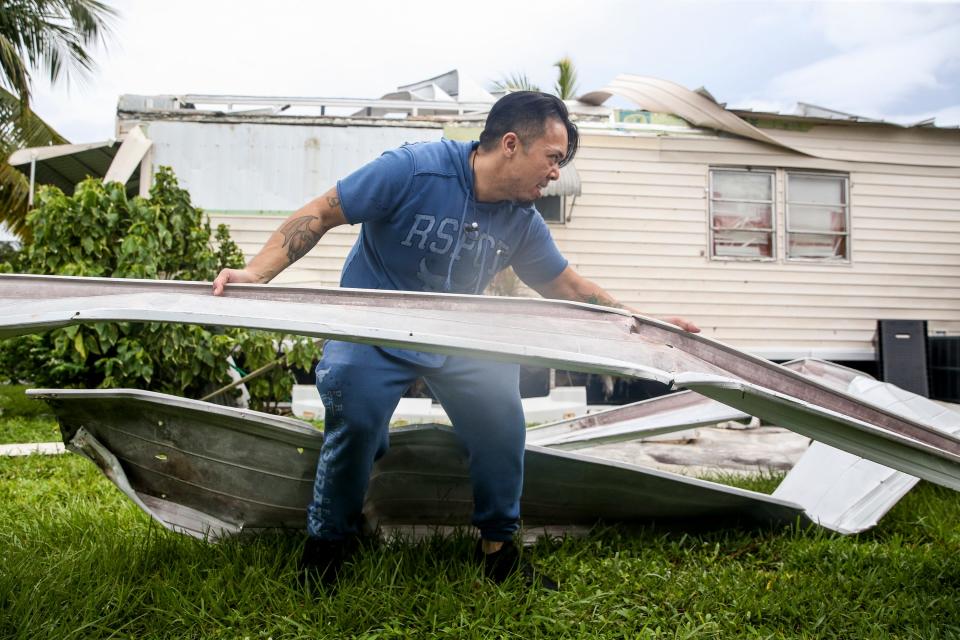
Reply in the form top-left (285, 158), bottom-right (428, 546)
top-left (475, 540), bottom-right (558, 591)
top-left (298, 536), bottom-right (358, 590)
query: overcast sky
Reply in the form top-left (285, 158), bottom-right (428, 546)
top-left (28, 0), bottom-right (960, 142)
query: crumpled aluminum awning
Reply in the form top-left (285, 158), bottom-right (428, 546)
top-left (3, 273), bottom-right (960, 492)
top-left (535, 358), bottom-right (959, 535)
top-left (527, 389), bottom-right (746, 449)
top-left (7, 126), bottom-right (152, 200)
top-left (28, 387), bottom-right (812, 541)
top-left (8, 140), bottom-right (120, 194)
top-left (29, 359), bottom-right (959, 538)
top-left (525, 360), bottom-right (851, 449)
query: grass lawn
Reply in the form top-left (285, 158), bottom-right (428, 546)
top-left (2, 386), bottom-right (959, 638)
top-left (0, 385), bottom-right (59, 444)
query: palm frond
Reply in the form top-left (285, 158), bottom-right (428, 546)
top-left (0, 86), bottom-right (67, 151)
top-left (0, 0), bottom-right (115, 103)
top-left (0, 33), bottom-right (31, 105)
top-left (553, 57), bottom-right (579, 100)
top-left (490, 72), bottom-right (541, 93)
top-left (0, 161), bottom-right (31, 235)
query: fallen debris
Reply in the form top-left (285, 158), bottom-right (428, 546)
top-left (29, 387), bottom-right (811, 541)
top-left (3, 274), bottom-right (959, 490)
top-left (6, 274), bottom-right (960, 540)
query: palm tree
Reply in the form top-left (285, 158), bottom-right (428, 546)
top-left (491, 57), bottom-right (580, 100)
top-left (0, 0), bottom-right (115, 235)
top-left (0, 0), bottom-right (116, 108)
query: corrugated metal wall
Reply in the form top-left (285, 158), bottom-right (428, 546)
top-left (145, 120), bottom-right (441, 286)
top-left (148, 120), bottom-right (443, 212)
top-left (143, 117), bottom-right (959, 359)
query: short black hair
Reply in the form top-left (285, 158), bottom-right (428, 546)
top-left (478, 91), bottom-right (579, 167)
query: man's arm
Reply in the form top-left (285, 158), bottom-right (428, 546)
top-left (532, 266), bottom-right (700, 333)
top-left (212, 187), bottom-right (347, 295)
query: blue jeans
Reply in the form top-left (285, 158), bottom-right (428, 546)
top-left (307, 341), bottom-right (525, 542)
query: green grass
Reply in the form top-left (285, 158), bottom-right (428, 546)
top-left (0, 384), bottom-right (60, 444)
top-left (0, 415), bottom-right (60, 444)
top-left (0, 384), bottom-right (51, 417)
top-left (2, 395), bottom-right (960, 638)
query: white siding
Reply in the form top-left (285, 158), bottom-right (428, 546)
top-left (218, 215), bottom-right (359, 287)
top-left (551, 130), bottom-right (960, 360)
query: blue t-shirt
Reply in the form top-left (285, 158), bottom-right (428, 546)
top-left (335, 139), bottom-right (568, 366)
top-left (336, 139), bottom-right (567, 295)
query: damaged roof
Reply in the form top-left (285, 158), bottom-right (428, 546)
top-left (579, 75), bottom-right (960, 166)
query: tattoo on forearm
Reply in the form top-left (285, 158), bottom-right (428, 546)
top-left (278, 215), bottom-right (323, 264)
top-left (327, 195), bottom-right (341, 210)
top-left (583, 293), bottom-right (624, 309)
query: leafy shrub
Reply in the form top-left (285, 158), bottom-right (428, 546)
top-left (0, 168), bottom-right (321, 412)
top-left (0, 241), bottom-right (21, 270)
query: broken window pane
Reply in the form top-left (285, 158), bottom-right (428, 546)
top-left (712, 171), bottom-right (772, 201)
top-left (710, 169), bottom-right (775, 259)
top-left (789, 174), bottom-right (846, 205)
top-left (713, 229), bottom-right (774, 258)
top-left (712, 201), bottom-right (773, 230)
top-left (789, 204), bottom-right (847, 233)
top-left (788, 233), bottom-right (847, 260)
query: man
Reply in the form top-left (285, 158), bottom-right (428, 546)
top-left (213, 91), bottom-right (698, 589)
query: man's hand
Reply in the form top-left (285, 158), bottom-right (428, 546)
top-left (212, 268), bottom-right (262, 296)
top-left (210, 187), bottom-right (348, 297)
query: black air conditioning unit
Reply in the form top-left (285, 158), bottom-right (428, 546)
top-left (875, 319), bottom-right (929, 397)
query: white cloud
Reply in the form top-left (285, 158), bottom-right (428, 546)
top-left (813, 2), bottom-right (960, 51)
top-left (762, 20), bottom-right (960, 115)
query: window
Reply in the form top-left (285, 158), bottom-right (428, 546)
top-left (536, 195), bottom-right (564, 224)
top-left (709, 170), bottom-right (775, 259)
top-left (707, 168), bottom-right (851, 264)
top-left (786, 173), bottom-right (849, 261)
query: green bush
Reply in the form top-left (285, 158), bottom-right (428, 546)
top-left (0, 168), bottom-right (320, 412)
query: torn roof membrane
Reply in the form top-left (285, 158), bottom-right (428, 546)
top-left (3, 273), bottom-right (960, 495)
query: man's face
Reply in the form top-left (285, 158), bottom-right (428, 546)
top-left (506, 118), bottom-right (567, 202)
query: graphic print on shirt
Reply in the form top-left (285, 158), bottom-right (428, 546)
top-left (400, 213), bottom-right (511, 293)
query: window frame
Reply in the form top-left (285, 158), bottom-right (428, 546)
top-left (784, 171), bottom-right (851, 264)
top-left (536, 194), bottom-right (567, 225)
top-left (707, 168), bottom-right (777, 262)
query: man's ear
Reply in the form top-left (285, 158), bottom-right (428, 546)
top-left (501, 132), bottom-right (519, 158)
